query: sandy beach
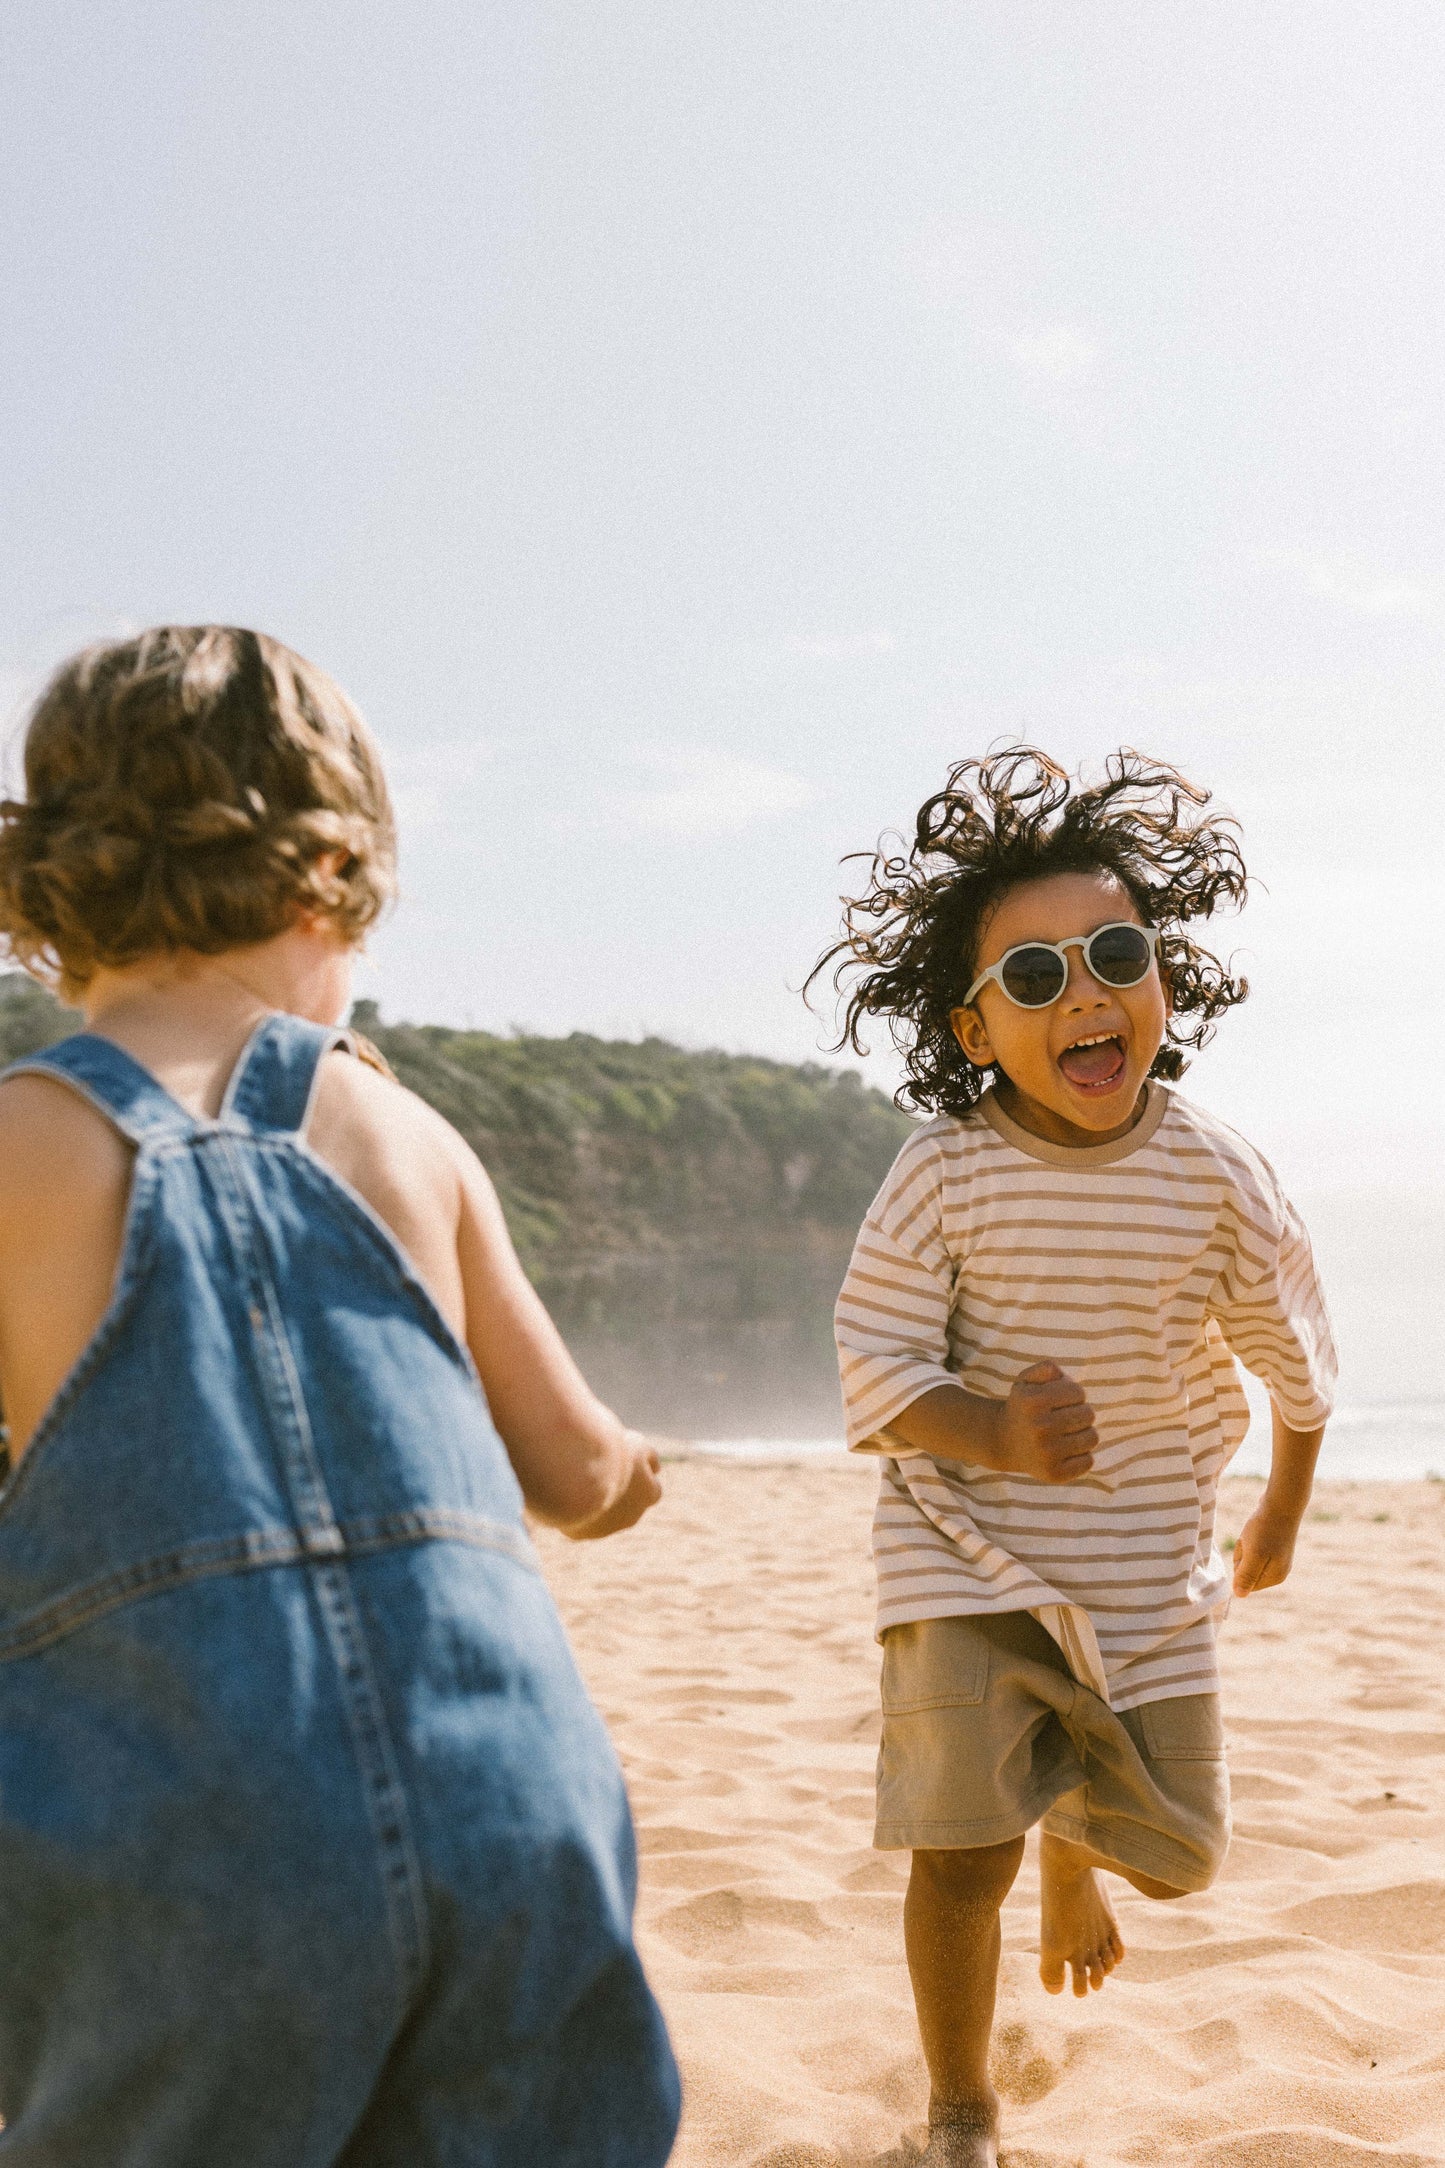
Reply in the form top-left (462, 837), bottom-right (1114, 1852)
top-left (538, 1460), bottom-right (1445, 2168)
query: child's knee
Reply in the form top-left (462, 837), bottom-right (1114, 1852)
top-left (911, 1836), bottom-right (1025, 1909)
top-left (1126, 1868), bottom-right (1190, 1902)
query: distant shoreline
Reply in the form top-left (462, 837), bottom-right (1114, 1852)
top-left (659, 1423), bottom-right (1445, 1481)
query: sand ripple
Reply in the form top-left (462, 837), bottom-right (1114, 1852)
top-left (539, 1464), bottom-right (1445, 2165)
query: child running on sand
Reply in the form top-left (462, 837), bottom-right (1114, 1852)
top-left (818, 749), bottom-right (1336, 2167)
top-left (0, 627), bottom-right (681, 2166)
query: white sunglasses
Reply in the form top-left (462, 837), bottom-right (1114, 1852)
top-left (964, 922), bottom-right (1160, 1010)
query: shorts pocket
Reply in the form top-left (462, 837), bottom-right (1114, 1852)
top-left (1138, 1694), bottom-right (1226, 1763)
top-left (880, 1617), bottom-right (989, 1714)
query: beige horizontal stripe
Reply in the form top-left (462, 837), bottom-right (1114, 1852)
top-left (955, 1265), bottom-right (1218, 1293)
top-left (937, 1207), bottom-right (1234, 1236)
top-left (914, 1509), bottom-right (1205, 1544)
top-left (1114, 1642), bottom-right (1220, 1679)
top-left (874, 1561), bottom-right (1047, 1596)
top-left (1098, 1624), bottom-right (1224, 1657)
top-left (945, 1242), bottom-right (1227, 1273)
top-left (955, 1285), bottom-right (1203, 1320)
top-left (849, 1088), bottom-right (1332, 1698)
top-left (917, 1471), bottom-right (1207, 1508)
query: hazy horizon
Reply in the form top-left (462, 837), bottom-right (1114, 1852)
top-left (3, 3), bottom-right (1441, 1443)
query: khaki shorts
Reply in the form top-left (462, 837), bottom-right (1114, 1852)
top-left (875, 1609), bottom-right (1230, 1894)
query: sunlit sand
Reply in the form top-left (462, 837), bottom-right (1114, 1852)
top-left (539, 1461), bottom-right (1445, 2167)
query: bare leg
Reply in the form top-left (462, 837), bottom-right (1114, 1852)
top-left (1038, 1830), bottom-right (1184, 1996)
top-left (904, 1838), bottom-right (1025, 2167)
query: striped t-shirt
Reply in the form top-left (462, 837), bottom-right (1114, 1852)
top-left (835, 1082), bottom-right (1336, 1711)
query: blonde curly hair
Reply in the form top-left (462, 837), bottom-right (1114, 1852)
top-left (0, 626), bottom-right (396, 996)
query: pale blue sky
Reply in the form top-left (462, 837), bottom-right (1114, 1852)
top-left (3, 3), bottom-right (1442, 1402)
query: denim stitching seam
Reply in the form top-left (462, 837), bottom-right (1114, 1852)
top-left (215, 1134), bottom-right (432, 2002)
top-left (0, 1514), bottom-right (538, 1662)
top-left (247, 1137), bottom-right (482, 1389)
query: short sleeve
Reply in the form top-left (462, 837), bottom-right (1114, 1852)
top-left (834, 1135), bottom-right (959, 1452)
top-left (1207, 1179), bottom-right (1337, 1430)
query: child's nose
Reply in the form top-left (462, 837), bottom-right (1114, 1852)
top-left (1065, 952), bottom-right (1110, 1003)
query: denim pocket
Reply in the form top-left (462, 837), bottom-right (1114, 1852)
top-left (1138, 1693), bottom-right (1226, 1763)
top-left (880, 1617), bottom-right (989, 1713)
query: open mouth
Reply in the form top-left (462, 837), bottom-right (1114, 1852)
top-left (1057, 1032), bottom-right (1128, 1094)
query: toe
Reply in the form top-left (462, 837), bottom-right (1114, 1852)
top-left (1039, 1953), bottom-right (1065, 1994)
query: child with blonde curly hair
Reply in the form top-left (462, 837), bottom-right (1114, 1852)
top-left (0, 626), bottom-right (679, 2167)
top-left (818, 750), bottom-right (1336, 2167)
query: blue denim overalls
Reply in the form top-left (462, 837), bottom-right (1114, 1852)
top-left (0, 1016), bottom-right (680, 2166)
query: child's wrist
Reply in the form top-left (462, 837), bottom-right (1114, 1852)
top-left (889, 1384), bottom-right (1009, 1471)
top-left (961, 1395), bottom-right (1009, 1472)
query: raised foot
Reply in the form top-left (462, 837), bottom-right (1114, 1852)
top-left (1039, 1831), bottom-right (1125, 1997)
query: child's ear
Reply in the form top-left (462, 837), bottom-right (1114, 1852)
top-left (950, 1005), bottom-right (995, 1070)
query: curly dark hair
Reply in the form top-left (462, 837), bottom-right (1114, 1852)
top-left (809, 746), bottom-right (1250, 1117)
top-left (0, 626), bottom-right (395, 996)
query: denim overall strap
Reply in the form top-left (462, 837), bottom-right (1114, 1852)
top-left (221, 1013), bottom-right (351, 1136)
top-left (0, 1032), bottom-right (201, 1146)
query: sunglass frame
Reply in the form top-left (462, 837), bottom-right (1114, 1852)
top-left (963, 922), bottom-right (1161, 1011)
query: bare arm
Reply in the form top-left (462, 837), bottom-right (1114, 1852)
top-left (884, 1361), bottom-right (1099, 1483)
top-left (0, 1076), bottom-right (134, 1465)
top-left (450, 1140), bottom-right (661, 1538)
top-left (306, 1054), bottom-right (661, 1541)
top-left (1231, 1406), bottom-right (1324, 1595)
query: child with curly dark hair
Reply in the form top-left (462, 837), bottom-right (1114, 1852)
top-left (0, 627), bottom-right (679, 2167)
top-left (817, 749), bottom-right (1336, 2168)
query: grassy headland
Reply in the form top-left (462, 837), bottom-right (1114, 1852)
top-left (0, 977), bottom-right (912, 1435)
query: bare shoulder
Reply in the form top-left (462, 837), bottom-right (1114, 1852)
top-left (306, 1048), bottom-right (479, 1234)
top-left (0, 1070), bottom-right (132, 1211)
top-left (307, 1050), bottom-right (450, 1159)
top-left (307, 1047), bottom-right (466, 1160)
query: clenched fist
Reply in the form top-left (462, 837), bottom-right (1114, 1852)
top-left (568, 1433), bottom-right (663, 1540)
top-left (1230, 1499), bottom-right (1300, 1594)
top-left (993, 1361), bottom-right (1098, 1484)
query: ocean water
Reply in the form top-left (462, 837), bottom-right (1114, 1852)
top-left (684, 1396), bottom-right (1445, 1480)
top-left (683, 1180), bottom-right (1445, 1481)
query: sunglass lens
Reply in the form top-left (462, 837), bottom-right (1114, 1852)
top-left (1000, 946), bottom-right (1068, 1006)
top-left (1087, 924), bottom-right (1153, 986)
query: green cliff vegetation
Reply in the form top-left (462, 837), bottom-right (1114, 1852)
top-left (0, 975), bottom-right (75, 1066)
top-left (0, 976), bottom-right (912, 1435)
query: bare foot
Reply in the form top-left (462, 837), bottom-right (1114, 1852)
top-left (1038, 1832), bottom-right (1125, 1996)
top-left (911, 2110), bottom-right (999, 2166)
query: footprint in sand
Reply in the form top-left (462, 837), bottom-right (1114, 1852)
top-left (797, 2035), bottom-right (919, 2115)
top-left (988, 2018), bottom-right (1061, 2106)
top-left (655, 1886), bottom-right (831, 1956)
